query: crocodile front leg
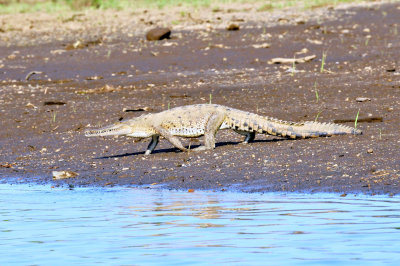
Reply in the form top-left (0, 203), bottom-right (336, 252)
top-left (144, 135), bottom-right (160, 155)
top-left (154, 125), bottom-right (188, 152)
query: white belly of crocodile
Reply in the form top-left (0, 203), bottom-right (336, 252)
top-left (126, 131), bottom-right (153, 138)
top-left (169, 127), bottom-right (205, 137)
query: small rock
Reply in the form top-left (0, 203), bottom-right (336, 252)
top-left (227, 24), bottom-right (240, 31)
top-left (307, 39), bottom-right (323, 45)
top-left (146, 27), bottom-right (171, 41)
top-left (85, 75), bottom-right (103, 81)
top-left (277, 18), bottom-right (289, 23)
top-left (27, 145), bottom-right (36, 151)
top-left (162, 42), bottom-right (175, 47)
top-left (356, 97), bottom-right (371, 102)
top-left (123, 107), bottom-right (150, 112)
top-left (295, 48), bottom-right (309, 55)
top-left (25, 102), bottom-right (37, 109)
top-left (72, 40), bottom-right (84, 49)
top-left (252, 43), bottom-right (271, 49)
top-left (44, 101), bottom-right (66, 106)
top-left (7, 54), bottom-right (17, 60)
top-left (50, 49), bottom-right (66, 55)
top-left (370, 165), bottom-right (377, 173)
top-left (367, 148), bottom-right (373, 154)
top-left (0, 162), bottom-right (15, 168)
top-left (52, 171), bottom-right (78, 180)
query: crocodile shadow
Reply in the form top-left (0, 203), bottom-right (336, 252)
top-left (95, 138), bottom-right (290, 159)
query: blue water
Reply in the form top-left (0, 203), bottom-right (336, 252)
top-left (1, 184), bottom-right (400, 265)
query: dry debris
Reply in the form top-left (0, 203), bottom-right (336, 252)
top-left (268, 55), bottom-right (316, 64)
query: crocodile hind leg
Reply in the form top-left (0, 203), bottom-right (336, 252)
top-left (233, 130), bottom-right (256, 144)
top-left (193, 112), bottom-right (225, 151)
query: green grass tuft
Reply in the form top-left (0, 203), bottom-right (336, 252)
top-left (315, 110), bottom-right (323, 122)
top-left (354, 109), bottom-right (360, 130)
top-left (314, 81), bottom-right (319, 103)
top-left (51, 111), bottom-right (57, 123)
top-left (320, 51), bottom-right (327, 73)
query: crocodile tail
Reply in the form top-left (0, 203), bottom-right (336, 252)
top-left (225, 109), bottom-right (362, 139)
top-left (253, 118), bottom-right (363, 139)
top-left (255, 119), bottom-right (362, 139)
top-left (287, 121), bottom-right (362, 138)
top-left (85, 123), bottom-right (131, 137)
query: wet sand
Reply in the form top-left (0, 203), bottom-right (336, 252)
top-left (0, 2), bottom-right (399, 194)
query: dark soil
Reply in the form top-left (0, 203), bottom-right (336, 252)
top-left (1, 2), bottom-right (399, 194)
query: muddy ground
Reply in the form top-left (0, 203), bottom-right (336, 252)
top-left (0, 2), bottom-right (399, 194)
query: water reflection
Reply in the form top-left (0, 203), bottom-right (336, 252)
top-left (0, 184), bottom-right (400, 265)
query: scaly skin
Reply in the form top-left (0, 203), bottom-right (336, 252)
top-left (85, 104), bottom-right (362, 155)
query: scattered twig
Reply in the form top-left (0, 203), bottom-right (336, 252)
top-left (25, 71), bottom-right (43, 81)
top-left (268, 55), bottom-right (316, 64)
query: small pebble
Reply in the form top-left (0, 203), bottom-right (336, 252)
top-left (227, 24), bottom-right (240, 31)
top-left (356, 97), bottom-right (371, 102)
top-left (146, 27), bottom-right (171, 41)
